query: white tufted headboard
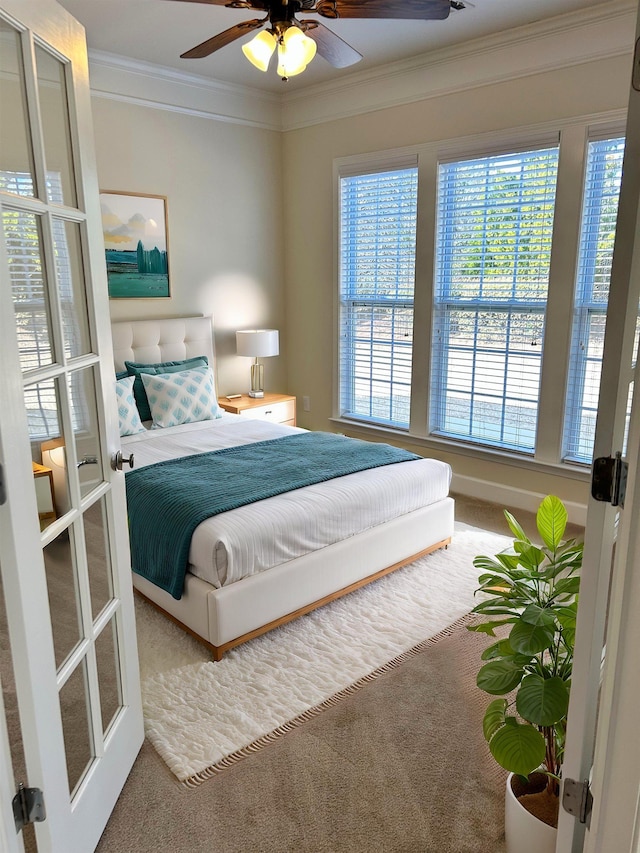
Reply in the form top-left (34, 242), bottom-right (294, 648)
top-left (111, 316), bottom-right (216, 376)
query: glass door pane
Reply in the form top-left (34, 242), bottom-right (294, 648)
top-left (53, 218), bottom-right (91, 358)
top-left (0, 20), bottom-right (34, 192)
top-left (34, 44), bottom-right (76, 208)
top-left (69, 366), bottom-right (104, 497)
top-left (2, 209), bottom-right (55, 372)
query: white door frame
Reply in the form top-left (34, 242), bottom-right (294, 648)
top-left (582, 139), bottom-right (640, 851)
top-left (557, 3), bottom-right (640, 850)
top-left (0, 1), bottom-right (143, 849)
top-left (0, 674), bottom-right (23, 853)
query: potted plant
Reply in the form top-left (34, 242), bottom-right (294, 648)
top-left (468, 495), bottom-right (583, 853)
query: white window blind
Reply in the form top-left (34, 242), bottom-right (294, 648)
top-left (1, 170), bottom-right (82, 440)
top-left (563, 137), bottom-right (625, 464)
top-left (431, 147), bottom-right (559, 452)
top-left (339, 167), bottom-right (417, 427)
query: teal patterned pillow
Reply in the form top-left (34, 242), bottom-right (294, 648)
top-left (141, 366), bottom-right (223, 429)
top-left (116, 376), bottom-right (145, 436)
top-left (125, 356), bottom-right (209, 422)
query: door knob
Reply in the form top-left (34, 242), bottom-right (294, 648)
top-left (112, 451), bottom-right (134, 471)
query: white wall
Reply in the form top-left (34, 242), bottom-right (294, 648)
top-left (83, 2), bottom-right (635, 520)
top-left (91, 96), bottom-right (286, 397)
top-left (281, 54), bottom-right (632, 519)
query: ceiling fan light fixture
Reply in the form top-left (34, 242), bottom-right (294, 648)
top-left (242, 29), bottom-right (277, 72)
top-left (276, 25), bottom-right (317, 79)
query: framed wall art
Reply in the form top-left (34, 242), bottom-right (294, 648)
top-left (100, 191), bottom-right (170, 299)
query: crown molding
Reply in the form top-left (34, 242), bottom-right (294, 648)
top-left (81, 0), bottom-right (636, 134)
top-left (86, 49), bottom-right (282, 131)
top-left (281, 0), bottom-right (636, 130)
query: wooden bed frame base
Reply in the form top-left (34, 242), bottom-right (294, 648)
top-left (134, 536), bottom-right (451, 661)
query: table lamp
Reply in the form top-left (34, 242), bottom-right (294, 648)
top-left (235, 329), bottom-right (279, 398)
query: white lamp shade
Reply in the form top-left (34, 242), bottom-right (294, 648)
top-left (242, 30), bottom-right (277, 72)
top-left (236, 329), bottom-right (279, 358)
top-left (277, 26), bottom-right (316, 77)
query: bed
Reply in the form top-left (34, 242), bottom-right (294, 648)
top-left (112, 315), bottom-right (455, 660)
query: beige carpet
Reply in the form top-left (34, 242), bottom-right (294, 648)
top-left (97, 520), bottom-right (515, 852)
top-left (98, 614), bottom-right (508, 852)
top-left (138, 527), bottom-right (510, 785)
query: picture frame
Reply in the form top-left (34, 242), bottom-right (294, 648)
top-left (100, 191), bottom-right (170, 299)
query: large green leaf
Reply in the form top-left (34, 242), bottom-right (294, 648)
top-left (504, 510), bottom-right (530, 544)
top-left (473, 556), bottom-right (510, 573)
top-left (509, 608), bottom-right (556, 656)
top-left (489, 721), bottom-right (547, 776)
top-left (471, 601), bottom-right (520, 617)
top-left (483, 699), bottom-right (508, 742)
top-left (537, 495), bottom-right (567, 551)
top-left (494, 552), bottom-right (523, 571)
top-left (477, 573), bottom-right (513, 588)
top-left (513, 542), bottom-right (545, 570)
top-left (467, 618), bottom-right (515, 637)
top-left (556, 607), bottom-right (578, 647)
top-left (481, 638), bottom-right (515, 661)
top-left (515, 674), bottom-right (570, 726)
top-left (552, 577), bottom-right (581, 599)
top-left (521, 604), bottom-right (556, 628)
top-left (477, 660), bottom-right (524, 695)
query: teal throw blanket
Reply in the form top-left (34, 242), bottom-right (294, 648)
top-left (126, 431), bottom-right (421, 599)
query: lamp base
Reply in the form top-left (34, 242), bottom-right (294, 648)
top-left (249, 361), bottom-right (264, 399)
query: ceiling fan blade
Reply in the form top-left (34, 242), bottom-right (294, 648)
top-left (303, 22), bottom-right (362, 68)
top-left (169, 0), bottom-right (258, 6)
top-left (180, 19), bottom-right (264, 58)
top-left (316, 0), bottom-right (450, 20)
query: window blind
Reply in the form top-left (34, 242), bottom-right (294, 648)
top-left (563, 137), bottom-right (625, 464)
top-left (1, 170), bottom-right (83, 440)
top-left (339, 167), bottom-right (417, 426)
top-left (431, 147), bottom-right (559, 452)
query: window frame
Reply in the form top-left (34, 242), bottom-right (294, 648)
top-left (430, 144), bottom-right (560, 454)
top-left (332, 115), bottom-right (627, 481)
top-left (562, 134), bottom-right (626, 465)
top-left (338, 158), bottom-right (419, 429)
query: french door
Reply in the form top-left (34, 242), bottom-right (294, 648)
top-left (557, 3), bottom-right (640, 850)
top-left (0, 1), bottom-right (143, 851)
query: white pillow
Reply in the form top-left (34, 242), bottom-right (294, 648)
top-left (116, 375), bottom-right (145, 436)
top-left (141, 366), bottom-right (223, 429)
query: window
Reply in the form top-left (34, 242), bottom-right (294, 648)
top-left (339, 166), bottom-right (418, 427)
top-left (1, 170), bottom-right (83, 440)
top-left (563, 137), bottom-right (625, 464)
top-left (431, 146), bottom-right (559, 453)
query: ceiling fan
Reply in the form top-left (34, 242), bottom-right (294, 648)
top-left (171, 0), bottom-right (452, 81)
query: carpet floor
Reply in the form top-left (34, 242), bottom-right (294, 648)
top-left (95, 516), bottom-right (520, 852)
top-left (98, 615), bottom-right (508, 852)
top-left (138, 527), bottom-right (510, 785)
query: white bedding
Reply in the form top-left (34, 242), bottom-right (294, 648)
top-left (121, 415), bottom-right (452, 588)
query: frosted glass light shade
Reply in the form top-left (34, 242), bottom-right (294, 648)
top-left (242, 30), bottom-right (277, 72)
top-left (276, 26), bottom-right (316, 78)
top-left (236, 329), bottom-right (279, 358)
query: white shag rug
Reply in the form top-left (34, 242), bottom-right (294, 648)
top-left (136, 525), bottom-right (510, 786)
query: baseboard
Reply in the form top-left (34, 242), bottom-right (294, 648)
top-left (450, 473), bottom-right (588, 527)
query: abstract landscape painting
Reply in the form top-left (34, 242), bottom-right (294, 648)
top-left (100, 192), bottom-right (170, 298)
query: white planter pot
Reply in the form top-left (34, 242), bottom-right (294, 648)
top-left (505, 773), bottom-right (558, 853)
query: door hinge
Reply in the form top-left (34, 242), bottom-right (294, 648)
top-left (591, 452), bottom-right (628, 507)
top-left (562, 778), bottom-right (593, 827)
top-left (12, 782), bottom-right (45, 833)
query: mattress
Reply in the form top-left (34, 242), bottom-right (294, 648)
top-left (121, 416), bottom-right (452, 587)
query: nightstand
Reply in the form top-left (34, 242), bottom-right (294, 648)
top-left (32, 461), bottom-right (56, 531)
top-left (218, 393), bottom-right (296, 426)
